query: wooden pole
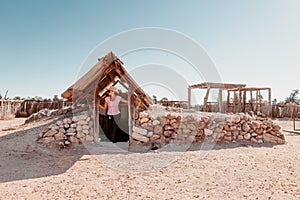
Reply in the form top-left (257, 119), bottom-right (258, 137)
top-left (203, 88), bottom-right (210, 112)
top-left (227, 90), bottom-right (230, 113)
top-left (188, 86), bottom-right (191, 109)
top-left (268, 88), bottom-right (272, 117)
top-left (218, 89), bottom-right (223, 113)
top-left (243, 90), bottom-right (246, 112)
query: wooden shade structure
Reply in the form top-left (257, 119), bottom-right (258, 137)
top-left (188, 82), bottom-right (246, 112)
top-left (61, 52), bottom-right (153, 142)
top-left (188, 82), bottom-right (271, 116)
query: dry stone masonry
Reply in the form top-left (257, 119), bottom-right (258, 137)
top-left (131, 105), bottom-right (285, 146)
top-left (37, 112), bottom-right (94, 147)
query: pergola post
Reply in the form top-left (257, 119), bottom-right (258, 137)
top-left (188, 86), bottom-right (191, 109)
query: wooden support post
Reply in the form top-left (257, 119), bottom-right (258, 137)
top-left (204, 88), bottom-right (210, 111)
top-left (243, 90), bottom-right (246, 112)
top-left (238, 89), bottom-right (242, 112)
top-left (218, 89), bottom-right (223, 113)
top-left (250, 90), bottom-right (253, 111)
top-left (268, 88), bottom-right (272, 117)
top-left (233, 91), bottom-right (236, 113)
top-left (188, 86), bottom-right (191, 109)
top-left (256, 90), bottom-right (259, 113)
top-left (227, 90), bottom-right (230, 113)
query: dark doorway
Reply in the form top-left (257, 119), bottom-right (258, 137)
top-left (99, 103), bottom-right (129, 143)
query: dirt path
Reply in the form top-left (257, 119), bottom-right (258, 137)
top-left (0, 119), bottom-right (300, 199)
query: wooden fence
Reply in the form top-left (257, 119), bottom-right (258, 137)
top-left (0, 100), bottom-right (23, 119)
top-left (0, 100), bottom-right (72, 119)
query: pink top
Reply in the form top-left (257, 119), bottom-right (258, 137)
top-left (105, 96), bottom-right (121, 115)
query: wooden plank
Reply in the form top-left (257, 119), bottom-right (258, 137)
top-left (188, 86), bottom-right (191, 109)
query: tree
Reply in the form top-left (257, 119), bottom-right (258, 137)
top-left (152, 95), bottom-right (157, 104)
top-left (161, 97), bottom-right (168, 102)
top-left (284, 89), bottom-right (300, 105)
top-left (272, 98), bottom-right (278, 105)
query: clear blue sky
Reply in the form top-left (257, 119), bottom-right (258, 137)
top-left (0, 0), bottom-right (299, 102)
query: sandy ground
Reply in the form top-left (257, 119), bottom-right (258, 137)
top-left (0, 118), bottom-right (300, 199)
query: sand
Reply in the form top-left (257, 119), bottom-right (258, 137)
top-left (0, 118), bottom-right (300, 199)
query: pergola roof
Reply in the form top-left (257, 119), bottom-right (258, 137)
top-left (189, 82), bottom-right (246, 89)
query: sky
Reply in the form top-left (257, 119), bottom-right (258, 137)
top-left (0, 0), bottom-right (299, 103)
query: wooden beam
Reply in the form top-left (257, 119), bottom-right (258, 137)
top-left (188, 86), bottom-right (191, 109)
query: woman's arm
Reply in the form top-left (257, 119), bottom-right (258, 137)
top-left (120, 97), bottom-right (128, 104)
top-left (99, 100), bottom-right (107, 111)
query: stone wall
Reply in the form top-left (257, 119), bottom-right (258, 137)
top-left (37, 112), bottom-right (94, 147)
top-left (131, 105), bottom-right (285, 146)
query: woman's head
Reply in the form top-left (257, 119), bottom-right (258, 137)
top-left (108, 86), bottom-right (116, 95)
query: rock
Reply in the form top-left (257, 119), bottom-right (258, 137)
top-left (182, 128), bottom-right (191, 134)
top-left (83, 129), bottom-right (89, 135)
top-left (56, 120), bottom-right (63, 126)
top-left (70, 123), bottom-right (77, 128)
top-left (153, 125), bottom-right (163, 135)
top-left (43, 129), bottom-right (57, 137)
top-left (54, 132), bottom-right (67, 141)
top-left (237, 135), bottom-right (244, 140)
top-left (76, 125), bottom-right (83, 131)
top-left (38, 137), bottom-right (55, 144)
top-left (76, 131), bottom-right (85, 139)
top-left (244, 133), bottom-right (251, 140)
top-left (251, 137), bottom-right (258, 143)
top-left (82, 125), bottom-right (90, 130)
top-left (186, 135), bottom-right (195, 143)
top-left (150, 134), bottom-right (160, 141)
top-left (263, 133), bottom-right (285, 144)
top-left (164, 125), bottom-right (174, 131)
top-left (132, 132), bottom-right (149, 143)
top-left (65, 132), bottom-right (76, 136)
top-left (77, 120), bottom-right (88, 125)
top-left (187, 124), bottom-right (197, 131)
top-left (204, 128), bottom-right (213, 136)
top-left (132, 126), bottom-right (148, 136)
top-left (147, 131), bottom-right (154, 138)
top-left (66, 128), bottom-right (76, 133)
top-left (163, 131), bottom-right (173, 137)
top-left (224, 136), bottom-right (232, 141)
top-left (152, 120), bottom-right (160, 126)
top-left (49, 124), bottom-right (59, 130)
top-left (242, 123), bottom-right (251, 132)
top-left (85, 135), bottom-right (94, 141)
top-left (69, 136), bottom-right (80, 144)
top-left (140, 117), bottom-right (149, 124)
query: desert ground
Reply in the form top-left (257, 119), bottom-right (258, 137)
top-left (0, 118), bottom-right (300, 199)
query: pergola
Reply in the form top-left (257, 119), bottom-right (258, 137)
top-left (188, 82), bottom-right (272, 116)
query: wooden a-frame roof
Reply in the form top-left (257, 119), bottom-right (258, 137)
top-left (61, 52), bottom-right (152, 109)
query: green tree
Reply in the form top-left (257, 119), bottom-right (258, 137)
top-left (284, 89), bottom-right (300, 105)
top-left (152, 95), bottom-right (157, 104)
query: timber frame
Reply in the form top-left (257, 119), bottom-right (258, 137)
top-left (61, 52), bottom-right (153, 143)
top-left (188, 82), bottom-right (272, 117)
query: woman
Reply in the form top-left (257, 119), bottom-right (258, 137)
top-left (99, 86), bottom-right (128, 143)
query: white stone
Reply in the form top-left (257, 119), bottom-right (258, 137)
top-left (132, 126), bottom-right (148, 136)
top-left (204, 128), bottom-right (213, 136)
top-left (76, 125), bottom-right (83, 131)
top-left (56, 120), bottom-right (63, 126)
top-left (83, 129), bottom-right (89, 134)
top-left (244, 133), bottom-right (251, 140)
top-left (82, 125), bottom-right (90, 130)
top-left (77, 120), bottom-right (88, 125)
top-left (132, 132), bottom-right (149, 142)
top-left (147, 131), bottom-right (154, 138)
top-left (44, 129), bottom-right (57, 137)
top-left (152, 120), bottom-right (160, 126)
